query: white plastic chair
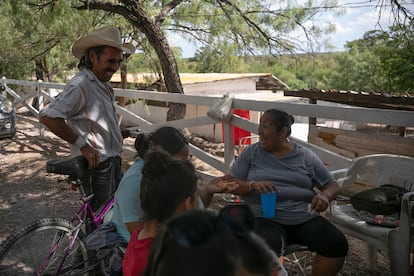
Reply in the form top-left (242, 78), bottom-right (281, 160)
top-left (282, 243), bottom-right (310, 276)
top-left (330, 154), bottom-right (414, 275)
top-left (237, 135), bottom-right (259, 154)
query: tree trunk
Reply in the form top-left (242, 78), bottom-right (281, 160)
top-left (78, 1), bottom-right (186, 121)
top-left (117, 61), bottom-right (128, 107)
top-left (32, 59), bottom-right (46, 110)
top-left (131, 19), bottom-right (186, 121)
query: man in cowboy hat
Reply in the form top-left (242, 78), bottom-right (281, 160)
top-left (40, 27), bottom-right (135, 213)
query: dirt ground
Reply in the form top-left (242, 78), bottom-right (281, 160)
top-left (0, 112), bottom-right (392, 275)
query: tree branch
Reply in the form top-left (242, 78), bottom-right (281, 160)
top-left (76, 0), bottom-right (154, 34)
top-left (217, 1), bottom-right (296, 54)
top-left (157, 0), bottom-right (187, 23)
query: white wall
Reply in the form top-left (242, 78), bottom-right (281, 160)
top-left (121, 77), bottom-right (281, 142)
top-left (123, 101), bottom-right (168, 126)
top-left (183, 78), bottom-right (258, 96)
top-left (183, 77), bottom-right (264, 141)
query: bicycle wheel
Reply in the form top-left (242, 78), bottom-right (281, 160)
top-left (0, 218), bottom-right (89, 275)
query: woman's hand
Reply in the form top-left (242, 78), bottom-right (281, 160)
top-left (310, 193), bottom-right (330, 212)
top-left (199, 176), bottom-right (239, 207)
top-left (310, 181), bottom-right (339, 212)
top-left (250, 180), bottom-right (277, 194)
top-left (220, 176), bottom-right (277, 195)
top-left (206, 176), bottom-right (239, 194)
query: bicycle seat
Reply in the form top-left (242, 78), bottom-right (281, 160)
top-left (47, 155), bottom-right (88, 179)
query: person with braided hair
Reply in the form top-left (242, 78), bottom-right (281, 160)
top-left (144, 206), bottom-right (280, 276)
top-left (122, 149), bottom-right (200, 276)
top-left (111, 126), bottom-right (237, 242)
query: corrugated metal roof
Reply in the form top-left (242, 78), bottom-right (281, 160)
top-left (285, 89), bottom-right (414, 111)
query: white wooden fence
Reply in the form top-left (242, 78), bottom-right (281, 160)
top-left (2, 77), bottom-right (413, 177)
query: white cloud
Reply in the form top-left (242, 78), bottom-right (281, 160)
top-left (328, 4), bottom-right (394, 50)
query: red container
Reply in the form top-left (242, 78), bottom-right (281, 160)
top-left (222, 109), bottom-right (251, 145)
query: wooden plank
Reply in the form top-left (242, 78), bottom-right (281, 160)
top-left (4, 78), bottom-right (414, 127)
top-left (231, 115), bottom-right (258, 134)
top-left (3, 77), bottom-right (414, 177)
top-left (312, 125), bottom-right (412, 143)
top-left (114, 88), bottom-right (219, 106)
top-left (310, 137), bottom-right (356, 159)
top-left (309, 125), bottom-right (414, 157)
top-left (151, 116), bottom-right (216, 129)
top-left (233, 98), bottom-right (414, 127)
top-left (222, 121), bottom-right (235, 173)
top-left (189, 144), bottom-right (226, 172)
top-left (291, 137), bottom-right (351, 170)
top-left (116, 106), bottom-right (153, 131)
top-left (284, 89), bottom-right (414, 110)
top-left (335, 135), bottom-right (414, 156)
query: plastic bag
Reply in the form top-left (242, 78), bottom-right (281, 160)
top-left (207, 94), bottom-right (233, 122)
top-left (350, 184), bottom-right (408, 215)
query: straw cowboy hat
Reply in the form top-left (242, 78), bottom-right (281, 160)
top-left (72, 27), bottom-right (135, 59)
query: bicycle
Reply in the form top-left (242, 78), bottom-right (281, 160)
top-left (0, 155), bottom-right (115, 275)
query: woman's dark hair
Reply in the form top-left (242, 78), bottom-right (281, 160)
top-left (140, 149), bottom-right (197, 223)
top-left (134, 126), bottom-right (188, 157)
top-left (77, 46), bottom-right (107, 70)
top-left (263, 109), bottom-right (295, 137)
top-left (144, 208), bottom-right (273, 276)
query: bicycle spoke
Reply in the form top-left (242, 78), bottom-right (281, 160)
top-left (0, 218), bottom-right (88, 275)
top-left (37, 230), bottom-right (68, 274)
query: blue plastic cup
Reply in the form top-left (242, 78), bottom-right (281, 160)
top-left (260, 192), bottom-right (277, 218)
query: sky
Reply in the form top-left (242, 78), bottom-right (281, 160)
top-left (169, 0), bottom-right (413, 58)
top-left (321, 0), bottom-right (407, 51)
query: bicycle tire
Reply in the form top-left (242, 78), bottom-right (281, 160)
top-left (0, 218), bottom-right (89, 275)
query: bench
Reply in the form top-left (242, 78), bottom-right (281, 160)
top-left (330, 154), bottom-right (414, 276)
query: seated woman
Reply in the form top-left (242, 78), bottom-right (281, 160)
top-left (122, 149), bottom-right (200, 276)
top-left (229, 108), bottom-right (348, 276)
top-left (144, 205), bottom-right (285, 276)
top-left (111, 126), bottom-right (236, 242)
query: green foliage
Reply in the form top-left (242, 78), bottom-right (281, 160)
top-left (332, 24), bottom-right (414, 94)
top-left (0, 1), bottom-right (33, 78)
top-left (179, 23), bottom-right (413, 95)
top-left (0, 0), bottom-right (411, 96)
top-left (169, 0), bottom-right (338, 55)
top-left (0, 0), bottom-right (133, 81)
top-left (179, 51), bottom-right (338, 90)
top-left (191, 45), bottom-right (247, 73)
top-left (330, 48), bottom-right (385, 91)
top-left (380, 24), bottom-right (414, 93)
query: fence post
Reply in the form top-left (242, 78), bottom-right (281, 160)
top-left (1, 77), bottom-right (6, 97)
top-left (37, 80), bottom-right (44, 137)
top-left (222, 120), bottom-right (235, 173)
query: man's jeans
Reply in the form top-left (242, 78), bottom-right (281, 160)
top-left (85, 156), bottom-right (122, 212)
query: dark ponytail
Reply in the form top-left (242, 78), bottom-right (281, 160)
top-left (135, 126), bottom-right (188, 158)
top-left (140, 148), bottom-right (197, 223)
top-left (263, 109), bottom-right (294, 137)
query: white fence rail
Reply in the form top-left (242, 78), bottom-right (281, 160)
top-left (2, 77), bottom-right (413, 175)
